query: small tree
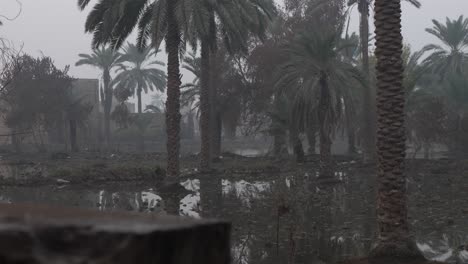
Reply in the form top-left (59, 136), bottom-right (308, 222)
top-left (113, 43), bottom-right (166, 114)
top-left (276, 24), bottom-right (363, 178)
top-left (1, 54), bottom-right (92, 152)
top-left (76, 47), bottom-right (123, 146)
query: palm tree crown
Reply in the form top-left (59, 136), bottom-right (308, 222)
top-left (76, 46), bottom-right (124, 71)
top-left (78, 0), bottom-right (274, 51)
top-left (75, 46), bottom-right (123, 145)
top-left (277, 27), bottom-right (361, 123)
top-left (113, 43), bottom-right (166, 113)
top-left (423, 15), bottom-right (468, 78)
top-left (347, 0), bottom-right (421, 9)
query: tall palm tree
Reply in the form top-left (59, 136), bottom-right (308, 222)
top-left (186, 0), bottom-right (275, 171)
top-left (78, 0), bottom-right (191, 179)
top-left (369, 0), bottom-right (424, 259)
top-left (276, 25), bottom-right (363, 178)
top-left (75, 47), bottom-right (123, 146)
top-left (113, 43), bottom-right (166, 114)
top-left (342, 32), bottom-right (361, 155)
top-left (113, 43), bottom-right (166, 152)
top-left (347, 0), bottom-right (421, 162)
top-left (65, 98), bottom-right (93, 153)
top-left (423, 15), bottom-right (468, 79)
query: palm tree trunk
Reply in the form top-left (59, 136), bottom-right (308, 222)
top-left (137, 87), bottom-right (145, 153)
top-left (307, 121), bottom-right (317, 155)
top-left (224, 121), bottom-right (237, 140)
top-left (318, 73), bottom-right (333, 178)
top-left (273, 130), bottom-right (288, 157)
top-left (69, 119), bottom-right (78, 152)
top-left (290, 126), bottom-right (304, 163)
top-left (200, 40), bottom-right (211, 171)
top-left (207, 10), bottom-right (220, 160)
top-left (347, 126), bottom-right (357, 155)
top-left (212, 111), bottom-right (222, 159)
top-left (370, 0), bottom-right (424, 259)
top-left (103, 69), bottom-right (112, 147)
top-left (12, 127), bottom-right (21, 153)
top-left (165, 0), bottom-right (182, 179)
top-left (187, 111), bottom-right (195, 140)
top-left (137, 87), bottom-right (143, 114)
top-left (209, 50), bottom-right (221, 159)
top-left (359, 0), bottom-right (376, 162)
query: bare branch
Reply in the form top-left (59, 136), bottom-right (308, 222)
top-left (0, 0), bottom-right (23, 23)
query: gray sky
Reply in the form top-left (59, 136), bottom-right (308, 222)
top-left (1, 0), bottom-right (468, 107)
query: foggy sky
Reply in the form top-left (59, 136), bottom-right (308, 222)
top-left (1, 0), bottom-right (468, 107)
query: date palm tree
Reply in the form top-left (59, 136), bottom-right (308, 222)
top-left (78, 0), bottom-right (192, 179)
top-left (369, 0), bottom-right (424, 259)
top-left (187, 0), bottom-right (275, 171)
top-left (347, 0), bottom-right (421, 162)
top-left (423, 15), bottom-right (468, 80)
top-left (75, 47), bottom-right (123, 146)
top-left (112, 43), bottom-right (166, 152)
top-left (113, 43), bottom-right (166, 114)
top-left (276, 24), bottom-right (363, 178)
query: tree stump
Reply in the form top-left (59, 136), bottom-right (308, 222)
top-left (0, 203), bottom-right (230, 264)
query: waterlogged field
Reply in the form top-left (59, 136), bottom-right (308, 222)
top-left (0, 153), bottom-right (466, 264)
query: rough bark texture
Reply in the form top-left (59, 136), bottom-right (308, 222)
top-left (210, 54), bottom-right (221, 159)
top-left (360, 0), bottom-right (377, 162)
top-left (370, 0), bottom-right (424, 259)
top-left (200, 41), bottom-right (211, 171)
top-left (212, 112), bottom-right (222, 159)
top-left (208, 13), bottom-right (221, 160)
top-left (103, 69), bottom-right (112, 146)
top-left (318, 73), bottom-right (333, 178)
top-left (0, 203), bottom-right (230, 264)
top-left (165, 0), bottom-right (182, 179)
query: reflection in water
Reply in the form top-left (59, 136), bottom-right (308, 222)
top-left (417, 232), bottom-right (468, 263)
top-left (233, 235), bottom-right (253, 264)
top-left (0, 168), bottom-right (466, 263)
top-left (180, 179), bottom-right (201, 218)
top-left (222, 180), bottom-right (271, 206)
top-left (233, 149), bottom-right (267, 157)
